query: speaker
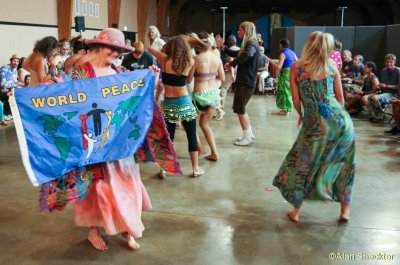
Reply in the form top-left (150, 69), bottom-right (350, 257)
top-left (75, 16), bottom-right (85, 33)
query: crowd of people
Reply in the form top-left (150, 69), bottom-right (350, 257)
top-left (1, 21), bottom-right (399, 251)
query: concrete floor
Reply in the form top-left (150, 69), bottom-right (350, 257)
top-left (0, 95), bottom-right (399, 265)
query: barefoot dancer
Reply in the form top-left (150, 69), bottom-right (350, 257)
top-left (38, 28), bottom-right (178, 251)
top-left (273, 32), bottom-right (355, 223)
top-left (187, 33), bottom-right (225, 161)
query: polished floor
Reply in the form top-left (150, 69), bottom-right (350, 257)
top-left (0, 95), bottom-right (399, 265)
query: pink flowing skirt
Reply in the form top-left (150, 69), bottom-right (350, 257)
top-left (73, 157), bottom-right (152, 237)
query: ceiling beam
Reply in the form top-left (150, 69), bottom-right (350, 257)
top-left (108, 0), bottom-right (121, 28)
top-left (57, 0), bottom-right (73, 40)
top-left (170, 0), bottom-right (187, 36)
top-left (157, 0), bottom-right (170, 35)
top-left (137, 0), bottom-right (151, 42)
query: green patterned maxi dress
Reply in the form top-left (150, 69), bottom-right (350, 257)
top-left (273, 62), bottom-right (355, 208)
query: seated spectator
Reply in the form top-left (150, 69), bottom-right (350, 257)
top-left (341, 49), bottom-right (353, 77)
top-left (342, 54), bottom-right (365, 93)
top-left (24, 74), bottom-right (31, 87)
top-left (368, 53), bottom-right (400, 123)
top-left (256, 33), bottom-right (264, 48)
top-left (345, 61), bottom-right (379, 114)
top-left (386, 98), bottom-right (400, 135)
top-left (256, 46), bottom-right (269, 94)
top-left (0, 54), bottom-right (23, 120)
top-left (17, 57), bottom-right (30, 84)
top-left (330, 39), bottom-right (342, 71)
top-left (121, 41), bottom-right (155, 72)
top-left (0, 101), bottom-right (6, 126)
top-left (52, 40), bottom-right (71, 72)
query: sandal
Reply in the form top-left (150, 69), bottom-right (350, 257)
top-left (192, 168), bottom-right (205, 178)
top-left (158, 169), bottom-right (166, 179)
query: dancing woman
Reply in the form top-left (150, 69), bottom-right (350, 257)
top-left (268, 38), bottom-right (298, 115)
top-left (273, 32), bottom-right (355, 222)
top-left (36, 28), bottom-right (179, 251)
top-left (149, 35), bottom-right (204, 177)
top-left (187, 33), bottom-right (225, 161)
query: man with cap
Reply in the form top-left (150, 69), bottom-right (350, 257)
top-left (0, 54), bottom-right (23, 120)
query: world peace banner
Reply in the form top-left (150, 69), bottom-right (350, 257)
top-left (10, 70), bottom-right (155, 186)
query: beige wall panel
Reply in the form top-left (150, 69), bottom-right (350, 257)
top-left (72, 0), bottom-right (107, 29)
top-left (0, 25), bottom-right (58, 65)
top-left (119, 0), bottom-right (138, 32)
top-left (0, 0), bottom-right (57, 24)
top-left (70, 29), bottom-right (102, 40)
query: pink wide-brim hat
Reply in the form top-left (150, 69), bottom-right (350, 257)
top-left (85, 28), bottom-right (134, 53)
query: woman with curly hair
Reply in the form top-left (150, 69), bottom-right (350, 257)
top-left (149, 35), bottom-right (204, 177)
top-left (22, 36), bottom-right (59, 86)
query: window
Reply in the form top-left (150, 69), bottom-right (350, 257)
top-left (74, 0), bottom-right (81, 15)
top-left (95, 3), bottom-right (100, 18)
top-left (82, 0), bottom-right (87, 16)
top-left (89, 2), bottom-right (94, 17)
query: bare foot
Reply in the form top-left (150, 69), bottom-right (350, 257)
top-left (340, 204), bottom-right (350, 222)
top-left (204, 154), bottom-right (218, 161)
top-left (122, 232), bottom-right (140, 250)
top-left (287, 211), bottom-right (299, 222)
top-left (88, 227), bottom-right (108, 251)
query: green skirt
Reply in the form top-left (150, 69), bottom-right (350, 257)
top-left (276, 68), bottom-right (293, 112)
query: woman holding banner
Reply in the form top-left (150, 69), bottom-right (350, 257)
top-left (36, 28), bottom-right (180, 251)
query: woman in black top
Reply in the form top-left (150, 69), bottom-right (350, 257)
top-left (149, 36), bottom-right (204, 177)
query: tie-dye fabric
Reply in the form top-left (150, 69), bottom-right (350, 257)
top-left (40, 64), bottom-right (182, 212)
top-left (273, 61), bottom-right (355, 208)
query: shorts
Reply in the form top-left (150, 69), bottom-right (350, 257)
top-left (232, 84), bottom-right (254, 114)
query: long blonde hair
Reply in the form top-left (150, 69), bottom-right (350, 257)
top-left (239, 21), bottom-right (257, 55)
top-left (298, 31), bottom-right (334, 78)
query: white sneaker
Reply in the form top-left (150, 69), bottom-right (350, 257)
top-left (235, 133), bottom-right (254, 141)
top-left (234, 137), bottom-right (253, 146)
top-left (6, 115), bottom-right (13, 120)
top-left (4, 115), bottom-right (11, 121)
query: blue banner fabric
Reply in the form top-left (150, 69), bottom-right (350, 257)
top-left (10, 70), bottom-right (155, 186)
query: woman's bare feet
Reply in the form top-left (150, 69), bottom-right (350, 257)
top-left (287, 207), bottom-right (300, 222)
top-left (340, 203), bottom-right (350, 222)
top-left (287, 211), bottom-right (299, 222)
top-left (204, 154), bottom-right (218, 161)
top-left (88, 227), bottom-right (108, 251)
top-left (122, 232), bottom-right (140, 250)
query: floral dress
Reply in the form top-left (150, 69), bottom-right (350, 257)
top-left (273, 61), bottom-right (355, 208)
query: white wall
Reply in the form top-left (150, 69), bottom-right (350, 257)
top-left (120, 0), bottom-right (138, 32)
top-left (0, 0), bottom-right (157, 65)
